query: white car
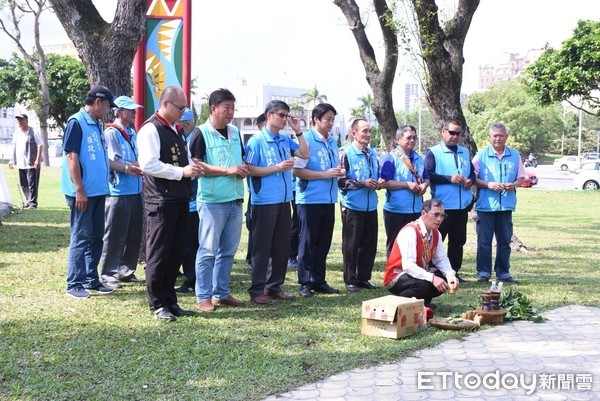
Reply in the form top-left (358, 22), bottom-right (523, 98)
top-left (573, 161), bottom-right (600, 190)
top-left (553, 156), bottom-right (581, 172)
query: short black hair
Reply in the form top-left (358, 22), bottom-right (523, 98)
top-left (265, 100), bottom-right (290, 116)
top-left (256, 113), bottom-right (266, 125)
top-left (311, 103), bottom-right (337, 125)
top-left (209, 88), bottom-right (236, 108)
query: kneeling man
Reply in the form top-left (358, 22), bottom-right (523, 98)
top-left (383, 199), bottom-right (458, 307)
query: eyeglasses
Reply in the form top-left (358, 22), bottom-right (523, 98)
top-left (403, 135), bottom-right (418, 141)
top-left (273, 112), bottom-right (289, 119)
top-left (168, 101), bottom-right (187, 113)
top-left (444, 128), bottom-right (462, 136)
top-left (428, 211), bottom-right (448, 219)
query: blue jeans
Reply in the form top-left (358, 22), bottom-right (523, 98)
top-left (476, 210), bottom-right (513, 280)
top-left (195, 201), bottom-right (243, 301)
top-left (66, 195), bottom-right (105, 290)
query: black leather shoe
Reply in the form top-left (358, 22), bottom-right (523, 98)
top-left (299, 285), bottom-right (313, 298)
top-left (456, 275), bottom-right (468, 283)
top-left (357, 281), bottom-right (379, 289)
top-left (312, 283), bottom-right (340, 294)
top-left (500, 277), bottom-right (520, 284)
top-left (175, 284), bottom-right (195, 294)
top-left (154, 307), bottom-right (177, 322)
top-left (170, 304), bottom-right (195, 317)
top-left (345, 283), bottom-right (359, 292)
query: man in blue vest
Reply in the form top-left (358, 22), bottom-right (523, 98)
top-left (424, 118), bottom-right (475, 283)
top-left (473, 123), bottom-right (524, 283)
top-left (339, 118), bottom-right (383, 292)
top-left (293, 103), bottom-right (344, 297)
top-left (61, 85), bottom-right (118, 299)
top-left (380, 125), bottom-right (430, 257)
top-left (99, 96), bottom-right (145, 289)
top-left (137, 86), bottom-right (204, 321)
top-left (245, 100), bottom-right (309, 305)
top-left (189, 88), bottom-right (247, 312)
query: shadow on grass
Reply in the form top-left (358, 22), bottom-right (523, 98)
top-left (0, 208), bottom-right (70, 254)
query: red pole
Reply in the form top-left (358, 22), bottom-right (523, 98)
top-left (133, 36), bottom-right (147, 131)
top-left (182, 0), bottom-right (192, 104)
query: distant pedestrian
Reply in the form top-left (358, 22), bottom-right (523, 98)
top-left (8, 114), bottom-right (43, 209)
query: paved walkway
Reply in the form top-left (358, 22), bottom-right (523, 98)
top-left (263, 305), bottom-right (599, 400)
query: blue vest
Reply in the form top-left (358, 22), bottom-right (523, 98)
top-left (197, 121), bottom-right (244, 203)
top-left (60, 109), bottom-right (109, 197)
top-left (106, 125), bottom-right (142, 196)
top-left (383, 148), bottom-right (425, 214)
top-left (246, 128), bottom-right (297, 205)
top-left (429, 141), bottom-right (473, 210)
top-left (341, 143), bottom-right (379, 212)
top-left (475, 145), bottom-right (520, 212)
top-left (296, 128), bottom-right (339, 205)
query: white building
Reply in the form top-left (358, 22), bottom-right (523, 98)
top-left (216, 83), bottom-right (349, 145)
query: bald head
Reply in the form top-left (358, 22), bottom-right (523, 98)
top-left (158, 86), bottom-right (187, 125)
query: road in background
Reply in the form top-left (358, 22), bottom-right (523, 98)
top-left (528, 164), bottom-right (574, 191)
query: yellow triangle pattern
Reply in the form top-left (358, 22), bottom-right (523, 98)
top-left (146, 50), bottom-right (165, 99)
top-left (147, 0), bottom-right (184, 17)
top-left (157, 19), bottom-right (180, 63)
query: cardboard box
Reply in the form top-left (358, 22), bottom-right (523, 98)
top-left (361, 295), bottom-right (424, 339)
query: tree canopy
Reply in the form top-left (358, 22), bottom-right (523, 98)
top-left (464, 81), bottom-right (563, 154)
top-left (0, 53), bottom-right (88, 131)
top-left (523, 20), bottom-right (600, 115)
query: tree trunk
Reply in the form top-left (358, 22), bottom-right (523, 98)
top-left (410, 0), bottom-right (480, 156)
top-left (48, 0), bottom-right (146, 96)
top-left (334, 0), bottom-right (399, 151)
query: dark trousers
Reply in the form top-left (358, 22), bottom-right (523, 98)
top-left (182, 210), bottom-right (199, 287)
top-left (341, 208), bottom-right (378, 284)
top-left (388, 269), bottom-right (447, 305)
top-left (245, 193), bottom-right (252, 264)
top-left (249, 202), bottom-right (291, 297)
top-left (19, 167), bottom-right (40, 207)
top-left (383, 210), bottom-right (419, 257)
top-left (144, 201), bottom-right (188, 311)
top-left (297, 203), bottom-right (335, 286)
top-left (437, 208), bottom-right (468, 274)
top-left (100, 194), bottom-right (144, 278)
top-left (289, 195), bottom-right (299, 259)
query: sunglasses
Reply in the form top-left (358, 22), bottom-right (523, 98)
top-left (444, 128), bottom-right (462, 136)
top-left (273, 112), bottom-right (289, 119)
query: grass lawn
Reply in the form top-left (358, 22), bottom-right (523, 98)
top-left (1, 163), bottom-right (599, 401)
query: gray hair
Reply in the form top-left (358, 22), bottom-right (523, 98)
top-left (489, 122), bottom-right (508, 136)
top-left (396, 124), bottom-right (417, 139)
top-left (423, 198), bottom-right (444, 212)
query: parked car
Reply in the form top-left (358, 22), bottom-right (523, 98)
top-left (573, 161), bottom-right (600, 190)
top-left (520, 166), bottom-right (538, 188)
top-left (553, 156), bottom-right (581, 172)
top-left (582, 152), bottom-right (599, 160)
